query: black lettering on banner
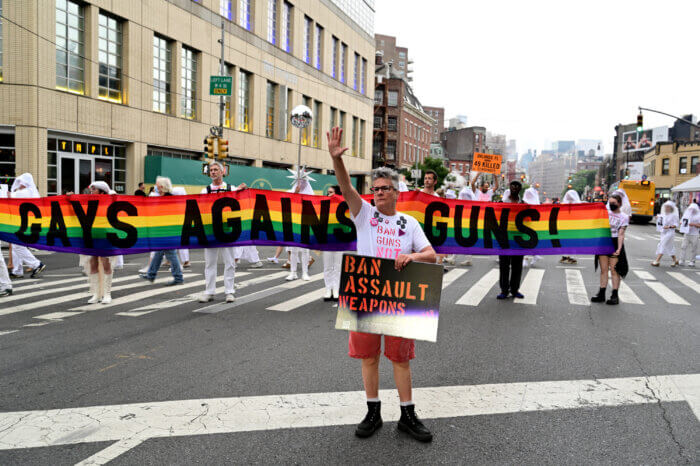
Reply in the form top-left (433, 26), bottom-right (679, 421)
top-left (483, 206), bottom-right (510, 249)
top-left (181, 199), bottom-right (209, 246)
top-left (106, 201), bottom-right (138, 248)
top-left (14, 202), bottom-right (42, 244)
top-left (549, 207), bottom-right (561, 248)
top-left (46, 201), bottom-right (70, 247)
top-left (424, 201), bottom-right (449, 245)
top-left (454, 205), bottom-right (480, 247)
top-left (280, 197), bottom-right (294, 242)
top-left (251, 194), bottom-right (276, 241)
top-left (71, 200), bottom-right (99, 248)
top-left (333, 202), bottom-right (356, 242)
top-left (514, 208), bottom-right (540, 248)
top-left (301, 199), bottom-right (330, 244)
top-left (211, 197), bottom-right (241, 243)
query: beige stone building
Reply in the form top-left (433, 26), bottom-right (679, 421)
top-left (644, 141), bottom-right (700, 196)
top-left (0, 0), bottom-right (375, 195)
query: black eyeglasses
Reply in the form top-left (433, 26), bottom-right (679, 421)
top-left (370, 186), bottom-right (395, 193)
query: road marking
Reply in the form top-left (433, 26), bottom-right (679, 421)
top-left (194, 273), bottom-right (325, 314)
top-left (442, 268), bottom-right (468, 288)
top-left (456, 268), bottom-right (499, 306)
top-left (0, 373), bottom-right (697, 463)
top-left (667, 272), bottom-right (700, 294)
top-left (513, 268), bottom-right (544, 305)
top-left (618, 281), bottom-right (644, 304)
top-left (556, 265), bottom-right (585, 269)
top-left (11, 276), bottom-right (86, 288)
top-left (0, 330), bottom-right (18, 336)
top-left (626, 233), bottom-right (645, 241)
top-left (633, 270), bottom-right (656, 281)
top-left (644, 281), bottom-right (691, 305)
top-left (22, 322), bottom-right (51, 327)
top-left (268, 288), bottom-right (327, 311)
top-left (0, 276), bottom-right (137, 304)
top-left (33, 312), bottom-right (82, 321)
top-left (74, 438), bottom-right (145, 466)
top-left (0, 274), bottom-right (197, 317)
top-left (565, 269), bottom-right (589, 305)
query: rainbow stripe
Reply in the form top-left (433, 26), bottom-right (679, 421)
top-left (0, 190), bottom-right (614, 256)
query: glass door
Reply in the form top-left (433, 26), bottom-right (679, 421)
top-left (58, 155), bottom-right (93, 194)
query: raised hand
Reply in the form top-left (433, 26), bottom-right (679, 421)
top-left (326, 127), bottom-right (349, 159)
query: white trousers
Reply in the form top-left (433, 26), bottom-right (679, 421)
top-left (178, 249), bottom-right (190, 263)
top-left (234, 246), bottom-right (260, 263)
top-left (289, 247), bottom-right (309, 274)
top-left (0, 249), bottom-right (11, 290)
top-left (204, 247), bottom-right (236, 295)
top-left (11, 245), bottom-right (40, 275)
top-left (323, 251), bottom-right (343, 290)
top-left (680, 234), bottom-right (698, 263)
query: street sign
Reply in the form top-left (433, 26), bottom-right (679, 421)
top-left (209, 76), bottom-right (232, 96)
top-left (411, 169), bottom-right (422, 179)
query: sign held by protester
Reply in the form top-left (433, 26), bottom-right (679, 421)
top-left (472, 152), bottom-right (502, 174)
top-left (334, 255), bottom-right (443, 342)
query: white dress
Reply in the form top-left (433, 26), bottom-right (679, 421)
top-left (655, 215), bottom-right (678, 255)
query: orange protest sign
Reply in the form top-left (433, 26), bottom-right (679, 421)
top-left (472, 152), bottom-right (502, 174)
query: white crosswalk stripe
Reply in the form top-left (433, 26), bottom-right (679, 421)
top-left (565, 269), bottom-right (589, 305)
top-left (644, 281), bottom-right (691, 305)
top-left (667, 272), bottom-right (700, 294)
top-left (513, 268), bottom-right (544, 305)
top-left (456, 269), bottom-right (499, 306)
top-left (633, 270), bottom-right (656, 281)
top-left (626, 233), bottom-right (645, 241)
top-left (618, 281), bottom-right (644, 304)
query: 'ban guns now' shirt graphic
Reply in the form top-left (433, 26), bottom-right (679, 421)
top-left (351, 200), bottom-right (432, 259)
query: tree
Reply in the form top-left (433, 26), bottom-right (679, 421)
top-left (562, 169), bottom-right (597, 197)
top-left (406, 157), bottom-right (450, 188)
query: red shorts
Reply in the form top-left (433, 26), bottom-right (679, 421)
top-left (348, 331), bottom-right (415, 363)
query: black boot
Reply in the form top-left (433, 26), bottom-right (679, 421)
top-left (397, 404), bottom-right (433, 442)
top-left (355, 401), bottom-right (383, 438)
top-left (606, 289), bottom-right (619, 305)
top-left (590, 287), bottom-right (606, 303)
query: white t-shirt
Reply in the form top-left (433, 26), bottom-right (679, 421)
top-left (351, 200), bottom-right (432, 259)
top-left (201, 182), bottom-right (236, 194)
top-left (680, 210), bottom-right (700, 235)
top-left (477, 188), bottom-right (494, 202)
top-left (421, 189), bottom-right (439, 197)
top-left (608, 211), bottom-right (629, 238)
top-left (458, 187), bottom-right (477, 201)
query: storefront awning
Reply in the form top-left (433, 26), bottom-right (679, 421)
top-left (671, 175), bottom-right (700, 192)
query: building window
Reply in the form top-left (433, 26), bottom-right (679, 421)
top-left (361, 58), bottom-right (367, 94)
top-left (0, 133), bottom-right (15, 189)
top-left (147, 146), bottom-right (199, 160)
top-left (224, 64), bottom-right (234, 128)
top-left (220, 0), bottom-right (233, 20)
top-left (330, 106), bottom-right (337, 130)
top-left (98, 13), bottom-right (123, 103)
top-left (238, 69), bottom-right (251, 132)
top-left (679, 156), bottom-right (687, 174)
top-left (180, 46), bottom-right (197, 119)
top-left (313, 100), bottom-right (321, 148)
top-left (267, 0), bottom-right (277, 44)
top-left (266, 81), bottom-right (277, 138)
top-left (339, 111), bottom-right (346, 146)
top-left (373, 116), bottom-right (382, 129)
top-left (399, 51), bottom-right (406, 58)
top-left (56, 0), bottom-right (85, 94)
top-left (340, 43), bottom-right (347, 83)
top-left (303, 16), bottom-right (312, 64)
top-left (239, 0), bottom-right (252, 30)
top-left (359, 120), bottom-right (365, 158)
top-left (281, 1), bottom-right (292, 53)
top-left (315, 25), bottom-right (323, 70)
top-left (353, 53), bottom-right (360, 91)
top-left (152, 35), bottom-right (171, 113)
top-left (386, 140), bottom-right (396, 160)
top-left (374, 90), bottom-right (383, 105)
top-left (285, 88), bottom-right (292, 142)
top-left (662, 158), bottom-right (669, 175)
top-left (352, 117), bottom-right (358, 157)
top-left (0, 0), bottom-right (3, 81)
top-left (331, 36), bottom-right (339, 79)
top-left (387, 116), bottom-right (397, 132)
top-left (302, 96), bottom-right (311, 146)
top-left (691, 156), bottom-right (699, 174)
top-left (388, 91), bottom-right (398, 106)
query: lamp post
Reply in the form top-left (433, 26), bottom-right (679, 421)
top-left (290, 105), bottom-right (313, 182)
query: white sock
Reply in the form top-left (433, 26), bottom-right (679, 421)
top-left (400, 401), bottom-right (414, 407)
top-left (366, 397), bottom-right (380, 403)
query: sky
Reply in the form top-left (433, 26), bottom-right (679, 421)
top-left (374, 0), bottom-right (700, 156)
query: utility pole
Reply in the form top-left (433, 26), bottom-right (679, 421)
top-left (218, 21), bottom-right (225, 134)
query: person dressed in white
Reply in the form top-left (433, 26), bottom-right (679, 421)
top-left (591, 193), bottom-right (628, 305)
top-left (327, 126), bottom-right (437, 442)
top-left (234, 246), bottom-right (263, 268)
top-left (679, 201), bottom-right (700, 267)
top-left (199, 161), bottom-right (246, 303)
top-left (0, 187), bottom-right (12, 297)
top-left (559, 189), bottom-right (582, 264)
top-left (172, 187), bottom-right (191, 268)
top-left (9, 173), bottom-right (46, 278)
top-left (652, 200), bottom-right (679, 267)
top-left (522, 186), bottom-right (542, 267)
top-left (612, 188), bottom-right (633, 217)
top-left (286, 177), bottom-right (314, 281)
top-left (86, 181), bottom-right (115, 304)
top-left (322, 185), bottom-right (344, 301)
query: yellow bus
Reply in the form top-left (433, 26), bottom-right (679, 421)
top-left (618, 180), bottom-right (655, 223)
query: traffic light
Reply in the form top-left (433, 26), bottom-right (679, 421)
top-left (204, 136), bottom-right (215, 159)
top-left (636, 112), bottom-right (643, 133)
top-left (217, 138), bottom-right (229, 160)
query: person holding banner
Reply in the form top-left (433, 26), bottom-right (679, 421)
top-left (0, 244), bottom-right (11, 297)
top-left (651, 200), bottom-right (680, 267)
top-left (471, 172), bottom-right (499, 202)
top-left (323, 185), bottom-right (344, 301)
top-left (591, 194), bottom-right (628, 305)
top-left (86, 182), bottom-right (115, 304)
top-left (9, 174), bottom-right (46, 279)
top-left (497, 181), bottom-right (525, 299)
top-left (198, 161), bottom-right (245, 303)
top-left (172, 187), bottom-right (191, 268)
top-left (327, 127), bottom-right (437, 442)
top-left (560, 189), bottom-right (582, 264)
top-left (286, 176), bottom-right (314, 281)
top-left (523, 186), bottom-right (542, 268)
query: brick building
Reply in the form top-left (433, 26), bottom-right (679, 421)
top-left (423, 106), bottom-right (444, 143)
top-left (372, 61), bottom-right (433, 170)
top-left (374, 33), bottom-right (411, 81)
top-left (440, 126), bottom-right (486, 178)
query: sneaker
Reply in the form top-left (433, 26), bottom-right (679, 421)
top-left (198, 294), bottom-right (214, 303)
top-left (165, 280), bottom-right (183, 286)
top-left (688, 262), bottom-right (695, 267)
top-left (301, 272), bottom-right (311, 281)
top-left (496, 293), bottom-right (509, 299)
top-left (9, 273), bottom-right (23, 279)
top-left (267, 257), bottom-right (279, 264)
top-left (397, 404), bottom-right (432, 442)
top-left (355, 401), bottom-right (383, 438)
top-left (225, 293), bottom-right (235, 303)
top-left (138, 267), bottom-right (149, 274)
top-left (671, 260), bottom-right (678, 268)
top-left (651, 261), bottom-right (660, 267)
top-left (30, 263), bottom-right (46, 278)
top-left (0, 288), bottom-right (12, 297)
top-left (512, 292), bottom-right (525, 299)
top-left (139, 273), bottom-right (155, 283)
top-left (460, 259), bottom-right (472, 266)
top-left (286, 272), bottom-right (298, 281)
top-left (323, 288), bottom-right (333, 301)
top-left (249, 261), bottom-right (263, 268)
top-left (559, 257), bottom-right (569, 264)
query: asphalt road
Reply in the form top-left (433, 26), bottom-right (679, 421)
top-left (0, 222), bottom-right (698, 465)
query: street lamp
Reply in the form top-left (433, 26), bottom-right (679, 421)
top-left (290, 105), bottom-right (313, 182)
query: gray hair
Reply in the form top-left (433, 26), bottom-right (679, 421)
top-left (371, 167), bottom-right (399, 190)
top-left (155, 176), bottom-right (173, 194)
top-left (208, 161), bottom-right (225, 171)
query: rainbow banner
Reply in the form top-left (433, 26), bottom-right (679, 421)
top-left (0, 190), bottom-right (614, 256)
